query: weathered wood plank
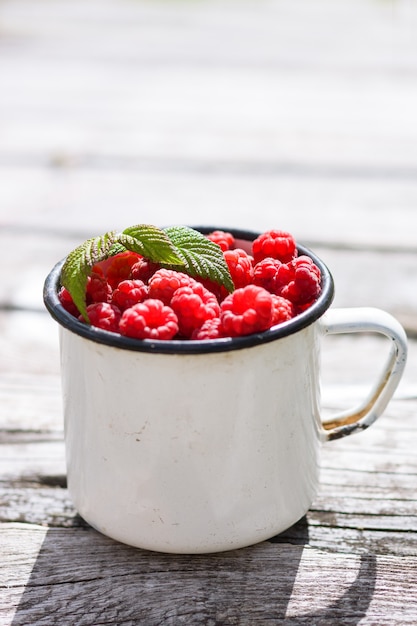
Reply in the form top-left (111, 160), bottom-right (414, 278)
top-left (2, 72), bottom-right (417, 170)
top-left (1, 0), bottom-right (417, 73)
top-left (0, 441), bottom-right (66, 481)
top-left (0, 311), bottom-right (60, 378)
top-left (1, 524), bottom-right (417, 626)
top-left (319, 468), bottom-right (417, 499)
top-left (297, 524), bottom-right (417, 558)
top-left (0, 376), bottom-right (62, 433)
top-left (2, 169), bottom-right (417, 251)
top-left (0, 524), bottom-right (48, 626)
top-left (1, 1), bottom-right (417, 171)
top-left (1, 0), bottom-right (417, 252)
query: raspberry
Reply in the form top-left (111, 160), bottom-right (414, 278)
top-left (224, 248), bottom-right (254, 289)
top-left (195, 276), bottom-right (226, 302)
top-left (86, 272), bottom-right (112, 304)
top-left (270, 295), bottom-right (295, 326)
top-left (206, 230), bottom-right (235, 252)
top-left (195, 248), bottom-right (253, 302)
top-left (274, 256), bottom-right (321, 306)
top-left (130, 258), bottom-right (161, 284)
top-left (111, 279), bottom-right (148, 311)
top-left (252, 230), bottom-right (296, 264)
top-left (191, 317), bottom-right (223, 340)
top-left (148, 269), bottom-right (195, 305)
top-left (58, 286), bottom-right (80, 317)
top-left (253, 258), bottom-right (282, 293)
top-left (220, 285), bottom-right (273, 337)
top-left (60, 227), bottom-right (320, 341)
top-left (94, 251), bottom-right (142, 289)
top-left (170, 283), bottom-right (221, 338)
top-left (82, 302), bottom-right (121, 333)
top-left (119, 299), bottom-right (179, 340)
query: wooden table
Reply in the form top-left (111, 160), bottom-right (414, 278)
top-left (1, 1), bottom-right (417, 623)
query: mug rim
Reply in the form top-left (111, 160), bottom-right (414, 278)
top-left (43, 226), bottom-right (335, 354)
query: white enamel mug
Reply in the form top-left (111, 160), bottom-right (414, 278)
top-left (44, 227), bottom-right (408, 554)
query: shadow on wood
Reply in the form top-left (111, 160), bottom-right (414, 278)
top-left (10, 518), bottom-right (376, 625)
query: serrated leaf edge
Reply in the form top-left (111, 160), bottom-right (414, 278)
top-left (60, 224), bottom-right (235, 324)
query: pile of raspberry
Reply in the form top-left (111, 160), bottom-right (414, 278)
top-left (59, 229), bottom-right (322, 341)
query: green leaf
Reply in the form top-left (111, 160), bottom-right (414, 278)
top-left (107, 241), bottom-right (128, 257)
top-left (60, 224), bottom-right (234, 325)
top-left (164, 226), bottom-right (234, 293)
top-left (120, 224), bottom-right (185, 265)
top-left (61, 231), bottom-right (118, 321)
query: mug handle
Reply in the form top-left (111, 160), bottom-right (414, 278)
top-left (319, 307), bottom-right (408, 441)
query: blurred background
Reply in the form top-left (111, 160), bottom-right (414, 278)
top-left (0, 0), bottom-right (416, 329)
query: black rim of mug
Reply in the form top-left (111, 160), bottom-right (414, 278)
top-left (43, 226), bottom-right (335, 354)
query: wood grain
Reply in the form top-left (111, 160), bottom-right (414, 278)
top-left (1, 0), bottom-right (417, 250)
top-left (2, 525), bottom-right (417, 625)
top-left (1, 0), bottom-right (417, 623)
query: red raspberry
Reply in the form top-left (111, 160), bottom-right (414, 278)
top-left (252, 230), bottom-right (296, 264)
top-left (82, 302), bottom-right (121, 333)
top-left (130, 258), bottom-right (161, 284)
top-left (148, 269), bottom-right (195, 305)
top-left (253, 258), bottom-right (282, 293)
top-left (195, 248), bottom-right (253, 302)
top-left (111, 279), bottom-right (148, 311)
top-left (86, 272), bottom-right (112, 304)
top-left (274, 256), bottom-right (321, 306)
top-left (195, 276), bottom-right (226, 303)
top-left (220, 285), bottom-right (273, 337)
top-left (191, 318), bottom-right (223, 340)
top-left (224, 248), bottom-right (254, 289)
top-left (93, 251), bottom-right (142, 289)
top-left (58, 286), bottom-right (80, 317)
top-left (119, 299), bottom-right (179, 340)
top-left (206, 230), bottom-right (235, 252)
top-left (270, 295), bottom-right (295, 326)
top-left (170, 283), bottom-right (221, 338)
